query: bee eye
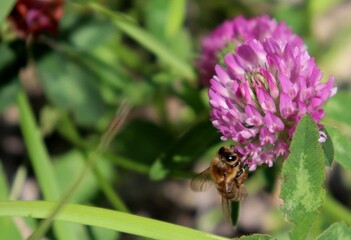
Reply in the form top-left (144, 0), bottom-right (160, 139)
top-left (225, 154), bottom-right (236, 162)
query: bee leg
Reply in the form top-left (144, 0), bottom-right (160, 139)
top-left (236, 169), bottom-right (243, 178)
top-left (242, 162), bottom-right (248, 169)
top-left (231, 161), bottom-right (239, 168)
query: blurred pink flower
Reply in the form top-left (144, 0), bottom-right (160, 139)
top-left (197, 15), bottom-right (305, 86)
top-left (8, 0), bottom-right (64, 38)
top-left (209, 38), bottom-right (337, 171)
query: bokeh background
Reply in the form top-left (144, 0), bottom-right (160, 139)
top-left (1, 0), bottom-right (351, 239)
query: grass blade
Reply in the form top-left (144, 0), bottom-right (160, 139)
top-left (17, 90), bottom-right (77, 240)
top-left (165, 0), bottom-right (186, 38)
top-left (85, 2), bottom-right (195, 81)
top-left (0, 201), bottom-right (230, 240)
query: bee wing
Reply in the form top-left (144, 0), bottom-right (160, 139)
top-left (230, 178), bottom-right (248, 201)
top-left (190, 168), bottom-right (214, 192)
top-left (221, 197), bottom-right (232, 222)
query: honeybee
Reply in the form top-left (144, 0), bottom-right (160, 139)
top-left (190, 145), bottom-right (248, 218)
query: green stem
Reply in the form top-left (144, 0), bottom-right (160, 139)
top-left (155, 86), bottom-right (170, 129)
top-left (57, 111), bottom-right (130, 212)
top-left (322, 194), bottom-right (351, 225)
top-left (0, 201), bottom-right (230, 240)
top-left (56, 109), bottom-right (129, 211)
top-left (90, 163), bottom-right (129, 212)
top-left (106, 153), bottom-right (150, 174)
top-left (17, 90), bottom-right (77, 240)
top-left (107, 153), bottom-right (194, 179)
top-left (57, 111), bottom-right (84, 148)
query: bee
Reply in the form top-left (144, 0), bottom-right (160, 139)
top-left (190, 145), bottom-right (248, 218)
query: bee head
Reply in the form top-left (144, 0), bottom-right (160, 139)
top-left (218, 146), bottom-right (238, 162)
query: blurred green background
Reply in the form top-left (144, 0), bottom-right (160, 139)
top-left (1, 0), bottom-right (351, 239)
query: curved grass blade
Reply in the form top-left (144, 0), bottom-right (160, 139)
top-left (0, 201), bottom-right (230, 240)
top-left (84, 2), bottom-right (195, 81)
top-left (17, 90), bottom-right (78, 240)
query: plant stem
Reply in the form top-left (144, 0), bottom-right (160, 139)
top-left (90, 163), bottom-right (129, 212)
top-left (106, 153), bottom-right (150, 174)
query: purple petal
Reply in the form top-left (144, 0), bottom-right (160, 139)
top-left (245, 104), bottom-right (263, 126)
top-left (264, 111), bottom-right (285, 133)
top-left (259, 127), bottom-right (276, 144)
top-left (279, 92), bottom-right (297, 119)
top-left (257, 87), bottom-right (276, 113)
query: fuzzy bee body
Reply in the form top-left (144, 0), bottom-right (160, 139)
top-left (190, 146), bottom-right (248, 218)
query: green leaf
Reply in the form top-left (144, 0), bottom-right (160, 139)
top-left (0, 201), bottom-right (230, 240)
top-left (53, 150), bottom-right (114, 203)
top-left (144, 0), bottom-right (186, 40)
top-left (116, 119), bottom-right (174, 165)
top-left (143, 0), bottom-right (192, 64)
top-left (317, 222), bottom-right (351, 240)
top-left (0, 0), bottom-right (16, 23)
top-left (87, 3), bottom-right (195, 80)
top-left (0, 43), bottom-right (21, 114)
top-left (0, 43), bottom-right (15, 67)
top-left (51, 41), bottom-right (153, 106)
top-left (149, 119), bottom-right (220, 180)
top-left (320, 128), bottom-right (334, 167)
top-left (0, 79), bottom-right (20, 114)
top-left (239, 234), bottom-right (273, 240)
top-left (280, 114), bottom-right (326, 240)
top-left (69, 20), bottom-right (115, 51)
top-left (37, 53), bottom-right (106, 126)
top-left (325, 125), bottom-right (351, 171)
top-left (144, 0), bottom-right (169, 39)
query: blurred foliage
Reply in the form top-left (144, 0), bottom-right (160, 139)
top-left (0, 0), bottom-right (351, 239)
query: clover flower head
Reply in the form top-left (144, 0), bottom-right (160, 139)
top-left (197, 15), bottom-right (305, 86)
top-left (209, 38), bottom-right (337, 171)
top-left (8, 0), bottom-right (64, 38)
